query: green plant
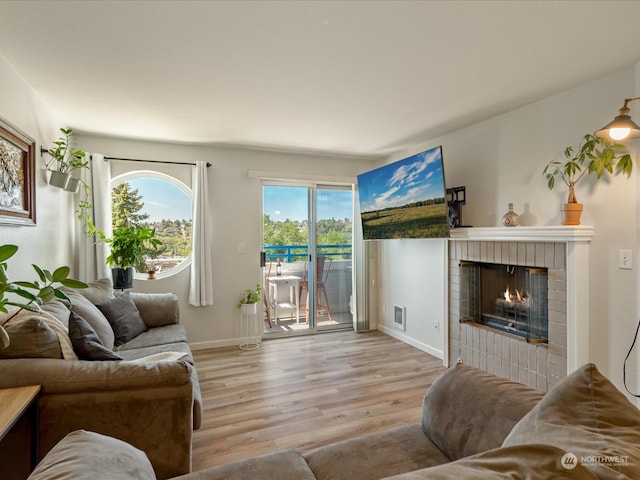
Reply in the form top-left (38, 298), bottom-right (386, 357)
top-left (0, 244), bottom-right (88, 348)
top-left (543, 133), bottom-right (633, 203)
top-left (45, 128), bottom-right (88, 174)
top-left (237, 284), bottom-right (262, 308)
top-left (98, 225), bottom-right (162, 269)
top-left (75, 181), bottom-right (96, 235)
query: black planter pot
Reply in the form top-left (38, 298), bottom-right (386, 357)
top-left (112, 266), bottom-right (134, 289)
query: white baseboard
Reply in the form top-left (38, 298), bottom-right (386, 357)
top-left (189, 338), bottom-right (250, 350)
top-left (377, 325), bottom-right (443, 360)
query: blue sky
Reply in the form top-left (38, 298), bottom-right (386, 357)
top-left (128, 178), bottom-right (192, 222)
top-left (263, 186), bottom-right (352, 222)
top-left (126, 179), bottom-right (353, 224)
top-left (357, 146), bottom-right (446, 213)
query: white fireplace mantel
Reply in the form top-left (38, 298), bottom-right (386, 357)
top-left (449, 225), bottom-right (594, 375)
top-left (449, 225), bottom-right (594, 243)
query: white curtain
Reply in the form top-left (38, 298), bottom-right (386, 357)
top-left (189, 161), bottom-right (214, 306)
top-left (77, 153), bottom-right (111, 281)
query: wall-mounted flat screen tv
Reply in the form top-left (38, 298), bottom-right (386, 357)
top-left (357, 145), bottom-right (448, 240)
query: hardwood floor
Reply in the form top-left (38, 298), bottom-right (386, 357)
top-left (191, 330), bottom-right (446, 471)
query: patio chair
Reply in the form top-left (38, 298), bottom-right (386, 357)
top-left (299, 255), bottom-right (333, 322)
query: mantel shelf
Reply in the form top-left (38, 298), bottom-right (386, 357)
top-left (449, 225), bottom-right (594, 243)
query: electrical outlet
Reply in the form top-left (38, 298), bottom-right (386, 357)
top-left (619, 249), bottom-right (632, 270)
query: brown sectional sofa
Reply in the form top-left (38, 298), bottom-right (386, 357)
top-left (27, 362), bottom-right (640, 480)
top-left (0, 279), bottom-right (202, 480)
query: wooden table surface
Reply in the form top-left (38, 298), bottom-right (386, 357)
top-left (0, 385), bottom-right (40, 440)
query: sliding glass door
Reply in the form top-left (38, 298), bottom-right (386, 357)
top-left (262, 183), bottom-right (353, 335)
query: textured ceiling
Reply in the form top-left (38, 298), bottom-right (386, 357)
top-left (1, 1), bottom-right (640, 158)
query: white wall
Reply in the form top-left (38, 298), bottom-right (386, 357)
top-left (0, 56), bottom-right (75, 279)
top-left (375, 64), bottom-right (640, 395)
top-left (75, 135), bottom-right (373, 348)
top-left (375, 238), bottom-right (446, 358)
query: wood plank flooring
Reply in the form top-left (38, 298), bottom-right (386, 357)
top-left (191, 330), bottom-right (445, 471)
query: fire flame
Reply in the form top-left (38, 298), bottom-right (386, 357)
top-left (503, 287), bottom-right (525, 303)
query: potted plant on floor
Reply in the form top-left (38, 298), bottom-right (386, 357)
top-left (0, 244), bottom-right (87, 348)
top-left (237, 284), bottom-right (262, 314)
top-left (98, 225), bottom-right (162, 289)
top-left (543, 133), bottom-right (633, 225)
top-left (44, 127), bottom-right (88, 191)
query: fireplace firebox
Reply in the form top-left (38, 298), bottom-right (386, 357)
top-left (459, 261), bottom-right (548, 343)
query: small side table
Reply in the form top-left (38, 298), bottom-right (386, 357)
top-left (0, 385), bottom-right (41, 476)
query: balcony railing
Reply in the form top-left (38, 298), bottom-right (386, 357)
top-left (263, 244), bottom-right (352, 263)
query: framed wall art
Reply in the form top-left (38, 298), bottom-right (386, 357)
top-left (0, 117), bottom-right (36, 226)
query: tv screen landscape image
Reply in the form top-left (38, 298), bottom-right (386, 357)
top-left (357, 146), bottom-right (448, 240)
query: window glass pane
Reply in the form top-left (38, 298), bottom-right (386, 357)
top-left (112, 173), bottom-right (192, 278)
top-left (262, 186), bottom-right (309, 263)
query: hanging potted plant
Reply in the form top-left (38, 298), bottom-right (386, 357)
top-left (45, 127), bottom-right (88, 191)
top-left (542, 133), bottom-right (633, 225)
top-left (98, 225), bottom-right (162, 289)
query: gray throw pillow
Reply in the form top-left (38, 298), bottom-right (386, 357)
top-left (68, 312), bottom-right (122, 361)
top-left (97, 291), bottom-right (148, 346)
top-left (60, 288), bottom-right (115, 349)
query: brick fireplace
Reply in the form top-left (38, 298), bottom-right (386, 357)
top-left (448, 226), bottom-right (593, 391)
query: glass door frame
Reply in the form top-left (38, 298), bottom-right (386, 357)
top-left (261, 179), bottom-right (354, 338)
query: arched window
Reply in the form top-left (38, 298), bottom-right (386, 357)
top-left (111, 170), bottom-right (192, 279)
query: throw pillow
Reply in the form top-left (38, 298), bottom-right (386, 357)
top-left (503, 363), bottom-right (640, 480)
top-left (0, 314), bottom-right (62, 359)
top-left (40, 300), bottom-right (72, 329)
top-left (27, 430), bottom-right (156, 480)
top-left (97, 291), bottom-right (147, 346)
top-left (68, 312), bottom-right (122, 361)
top-left (60, 288), bottom-right (115, 349)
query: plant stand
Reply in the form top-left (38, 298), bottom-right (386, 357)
top-left (239, 302), bottom-right (261, 350)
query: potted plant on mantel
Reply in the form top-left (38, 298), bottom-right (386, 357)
top-left (543, 133), bottom-right (633, 225)
top-left (0, 244), bottom-right (87, 349)
top-left (98, 225), bottom-right (162, 289)
top-left (45, 127), bottom-right (88, 192)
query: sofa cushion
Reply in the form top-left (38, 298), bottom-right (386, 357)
top-left (176, 449), bottom-right (316, 480)
top-left (421, 363), bottom-right (543, 461)
top-left (77, 278), bottom-right (115, 304)
top-left (69, 312), bottom-right (123, 361)
top-left (60, 288), bottom-right (115, 349)
top-left (503, 363), bottom-right (640, 480)
top-left (27, 429), bottom-right (156, 480)
top-left (97, 292), bottom-right (148, 347)
top-left (115, 341), bottom-right (193, 363)
top-left (304, 424), bottom-right (451, 480)
top-left (384, 444), bottom-right (599, 480)
top-left (116, 323), bottom-right (189, 351)
top-left (0, 314), bottom-right (62, 359)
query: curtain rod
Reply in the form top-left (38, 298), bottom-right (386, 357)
top-left (93, 153), bottom-right (211, 167)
